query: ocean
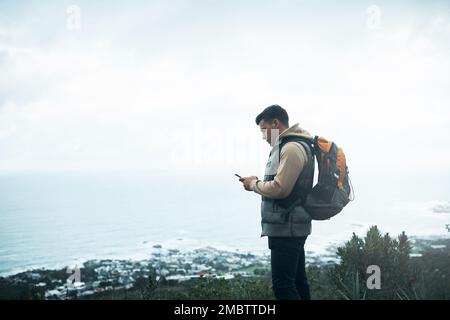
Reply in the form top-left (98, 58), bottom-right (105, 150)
top-left (0, 170), bottom-right (449, 276)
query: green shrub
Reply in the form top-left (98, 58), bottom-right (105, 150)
top-left (329, 226), bottom-right (414, 300)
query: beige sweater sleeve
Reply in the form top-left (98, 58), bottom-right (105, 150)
top-left (250, 142), bottom-right (308, 199)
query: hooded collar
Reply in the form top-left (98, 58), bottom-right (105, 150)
top-left (272, 123), bottom-right (313, 146)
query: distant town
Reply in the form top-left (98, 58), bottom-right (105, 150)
top-left (1, 245), bottom-right (277, 299)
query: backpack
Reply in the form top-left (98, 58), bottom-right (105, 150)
top-left (284, 135), bottom-right (354, 220)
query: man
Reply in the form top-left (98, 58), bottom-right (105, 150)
top-left (240, 105), bottom-right (315, 300)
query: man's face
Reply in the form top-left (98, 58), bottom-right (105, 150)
top-left (258, 119), bottom-right (280, 146)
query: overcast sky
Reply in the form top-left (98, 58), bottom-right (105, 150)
top-left (1, 0), bottom-right (449, 179)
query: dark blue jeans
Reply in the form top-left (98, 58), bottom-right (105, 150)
top-left (268, 236), bottom-right (310, 300)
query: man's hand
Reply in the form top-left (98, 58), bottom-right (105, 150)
top-left (239, 176), bottom-right (258, 191)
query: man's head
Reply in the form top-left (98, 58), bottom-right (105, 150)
top-left (255, 105), bottom-right (289, 145)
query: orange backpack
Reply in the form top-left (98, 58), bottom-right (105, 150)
top-left (292, 136), bottom-right (354, 220)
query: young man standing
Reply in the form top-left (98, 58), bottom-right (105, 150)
top-left (240, 105), bottom-right (315, 300)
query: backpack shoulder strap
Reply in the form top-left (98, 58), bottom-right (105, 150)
top-left (276, 136), bottom-right (316, 213)
top-left (282, 139), bottom-right (316, 215)
top-left (278, 136), bottom-right (315, 165)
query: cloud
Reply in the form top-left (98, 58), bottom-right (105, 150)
top-left (0, 1), bottom-right (449, 174)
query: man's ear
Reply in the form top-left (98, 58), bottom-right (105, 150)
top-left (272, 119), bottom-right (279, 128)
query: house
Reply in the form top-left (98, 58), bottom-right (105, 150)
top-left (45, 289), bottom-right (63, 299)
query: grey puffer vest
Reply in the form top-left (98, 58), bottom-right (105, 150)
top-left (260, 136), bottom-right (315, 237)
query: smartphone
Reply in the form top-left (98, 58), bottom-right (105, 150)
top-left (235, 174), bottom-right (242, 179)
